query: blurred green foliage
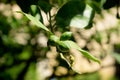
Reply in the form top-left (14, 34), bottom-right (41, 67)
top-left (0, 0), bottom-right (120, 80)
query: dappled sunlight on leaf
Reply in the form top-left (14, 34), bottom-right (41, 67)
top-left (70, 5), bottom-right (94, 28)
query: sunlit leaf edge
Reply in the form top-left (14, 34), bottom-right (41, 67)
top-left (58, 40), bottom-right (100, 63)
top-left (16, 11), bottom-right (52, 33)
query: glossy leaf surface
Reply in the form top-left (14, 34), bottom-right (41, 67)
top-left (56, 0), bottom-right (85, 28)
top-left (70, 5), bottom-right (95, 28)
top-left (56, 0), bottom-right (95, 29)
top-left (60, 31), bottom-right (73, 40)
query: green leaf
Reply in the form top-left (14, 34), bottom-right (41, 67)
top-left (57, 0), bottom-right (69, 6)
top-left (86, 0), bottom-right (101, 14)
top-left (60, 31), bottom-right (73, 40)
top-left (57, 40), bottom-right (100, 63)
top-left (60, 53), bottom-right (74, 67)
top-left (17, 11), bottom-right (51, 33)
top-left (58, 40), bottom-right (100, 73)
top-left (86, 0), bottom-right (106, 14)
top-left (103, 0), bottom-right (116, 9)
top-left (56, 0), bottom-right (95, 29)
top-left (24, 63), bottom-right (36, 80)
top-left (56, 0), bottom-right (86, 28)
top-left (48, 35), bottom-right (59, 46)
top-left (30, 5), bottom-right (38, 16)
top-left (70, 5), bottom-right (95, 29)
top-left (57, 41), bottom-right (69, 52)
top-left (30, 5), bottom-right (43, 23)
top-left (38, 0), bottom-right (52, 13)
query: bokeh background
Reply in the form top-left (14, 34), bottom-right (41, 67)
top-left (0, 0), bottom-right (120, 80)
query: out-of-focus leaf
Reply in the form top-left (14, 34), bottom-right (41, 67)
top-left (100, 0), bottom-right (107, 7)
top-left (2, 35), bottom-right (17, 46)
top-left (57, 0), bottom-right (70, 6)
top-left (86, 0), bottom-right (106, 13)
top-left (70, 5), bottom-right (95, 28)
top-left (24, 63), bottom-right (36, 80)
top-left (103, 0), bottom-right (117, 9)
top-left (6, 62), bottom-right (26, 80)
top-left (30, 5), bottom-right (43, 23)
top-left (16, 0), bottom-right (37, 13)
top-left (18, 47), bottom-right (31, 60)
top-left (57, 40), bottom-right (100, 63)
top-left (30, 5), bottom-right (38, 16)
top-left (93, 31), bottom-right (102, 43)
top-left (38, 0), bottom-right (52, 13)
top-left (74, 72), bottom-right (100, 80)
top-left (17, 11), bottom-right (51, 33)
top-left (0, 14), bottom-right (11, 34)
top-left (112, 53), bottom-right (120, 64)
top-left (4, 54), bottom-right (14, 66)
top-left (86, 0), bottom-right (101, 14)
